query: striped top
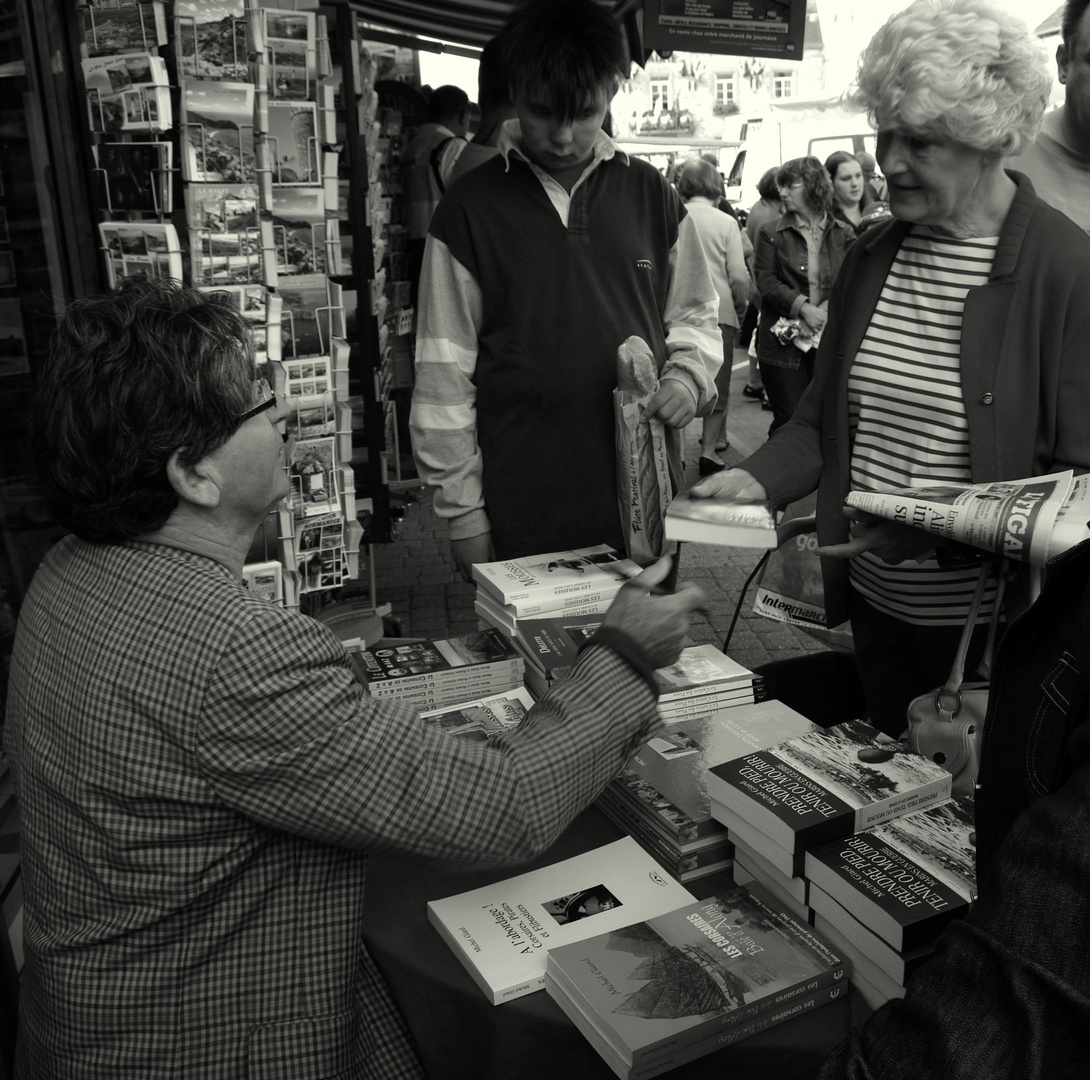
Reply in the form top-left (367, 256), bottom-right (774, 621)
top-left (847, 227), bottom-right (1000, 624)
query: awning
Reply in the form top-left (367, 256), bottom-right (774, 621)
top-left (349, 0), bottom-right (646, 59)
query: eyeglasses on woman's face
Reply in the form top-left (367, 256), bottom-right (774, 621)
top-left (235, 378), bottom-right (277, 426)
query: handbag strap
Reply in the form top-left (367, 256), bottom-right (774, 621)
top-left (945, 558), bottom-right (1006, 691)
top-left (976, 559), bottom-right (1008, 681)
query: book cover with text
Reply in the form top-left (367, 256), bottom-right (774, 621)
top-left (545, 881), bottom-right (847, 1069)
top-left (427, 837), bottom-right (694, 1005)
top-left (707, 721), bottom-right (952, 859)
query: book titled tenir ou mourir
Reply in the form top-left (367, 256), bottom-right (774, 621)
top-left (805, 794), bottom-right (977, 953)
top-left (707, 720), bottom-right (952, 859)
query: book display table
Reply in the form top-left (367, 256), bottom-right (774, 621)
top-left (361, 807), bottom-right (854, 1080)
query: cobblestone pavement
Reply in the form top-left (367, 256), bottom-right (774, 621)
top-left (371, 349), bottom-right (829, 675)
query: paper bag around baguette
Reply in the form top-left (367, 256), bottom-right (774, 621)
top-left (614, 335), bottom-right (678, 565)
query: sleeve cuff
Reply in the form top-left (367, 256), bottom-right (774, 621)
top-left (580, 626), bottom-right (660, 697)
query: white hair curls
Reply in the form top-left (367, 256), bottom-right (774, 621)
top-left (853, 0), bottom-right (1052, 157)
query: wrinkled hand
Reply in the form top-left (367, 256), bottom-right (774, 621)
top-left (815, 508), bottom-right (937, 564)
top-left (644, 381), bottom-right (697, 428)
top-left (688, 467), bottom-right (768, 502)
top-left (451, 532), bottom-right (496, 583)
top-left (601, 555), bottom-right (706, 669)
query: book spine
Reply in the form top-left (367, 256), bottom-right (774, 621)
top-left (629, 988), bottom-right (839, 1076)
top-left (364, 659), bottom-right (524, 688)
top-left (506, 588), bottom-right (623, 618)
top-left (601, 780), bottom-right (725, 846)
top-left (656, 674), bottom-right (762, 703)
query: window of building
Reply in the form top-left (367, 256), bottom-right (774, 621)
top-left (714, 75), bottom-right (736, 107)
top-left (649, 76), bottom-right (670, 111)
top-left (772, 74), bottom-right (794, 100)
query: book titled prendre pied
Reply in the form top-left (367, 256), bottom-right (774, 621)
top-left (426, 837), bottom-right (694, 1005)
top-left (544, 880), bottom-right (849, 1074)
top-left (707, 721), bottom-right (952, 864)
top-left (804, 794), bottom-right (977, 953)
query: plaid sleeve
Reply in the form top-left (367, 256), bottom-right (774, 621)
top-left (197, 608), bottom-right (660, 866)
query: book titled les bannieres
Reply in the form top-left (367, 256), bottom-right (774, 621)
top-left (426, 837), bottom-right (694, 1005)
top-left (545, 881), bottom-right (849, 1072)
top-left (805, 795), bottom-right (977, 953)
top-left (707, 721), bottom-right (952, 863)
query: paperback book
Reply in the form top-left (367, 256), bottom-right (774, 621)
top-left (419, 686), bottom-right (535, 742)
top-left (842, 470), bottom-right (1090, 567)
top-left (730, 849), bottom-right (809, 925)
top-left (472, 544), bottom-right (642, 608)
top-left (355, 629), bottom-right (523, 692)
top-left (595, 790), bottom-right (734, 883)
top-left (803, 794), bottom-right (976, 952)
top-left (654, 646), bottom-right (756, 699)
top-left (477, 586), bottom-right (618, 624)
top-left (550, 983), bottom-right (840, 1080)
top-left (809, 883), bottom-right (934, 988)
top-left (706, 720), bottom-right (952, 864)
top-left (808, 900), bottom-right (909, 1011)
top-left (657, 682), bottom-right (766, 723)
top-left (544, 881), bottom-right (848, 1071)
top-left (609, 699), bottom-right (816, 849)
top-left (426, 837), bottom-right (695, 1005)
top-left (664, 492), bottom-right (778, 549)
top-left (730, 834), bottom-right (810, 908)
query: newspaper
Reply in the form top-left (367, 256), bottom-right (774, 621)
top-left (844, 471), bottom-right (1090, 567)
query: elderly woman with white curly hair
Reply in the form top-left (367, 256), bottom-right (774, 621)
top-left (693, 0), bottom-right (1090, 739)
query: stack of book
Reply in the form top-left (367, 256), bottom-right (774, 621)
top-left (653, 645), bottom-right (764, 722)
top-left (427, 837), bottom-right (696, 1005)
top-left (505, 612), bottom-right (606, 699)
top-left (704, 720), bottom-right (959, 1009)
top-left (544, 880), bottom-right (850, 1080)
top-left (596, 700), bottom-right (818, 883)
top-left (418, 686), bottom-right (535, 742)
top-left (352, 628), bottom-right (525, 712)
top-left (472, 544), bottom-right (641, 638)
top-left (803, 795), bottom-right (977, 1010)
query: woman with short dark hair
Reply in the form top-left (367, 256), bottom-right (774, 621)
top-left (753, 155), bottom-right (854, 432)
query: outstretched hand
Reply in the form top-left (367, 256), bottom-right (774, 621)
top-left (688, 467), bottom-right (768, 502)
top-left (815, 508), bottom-right (937, 564)
top-left (601, 555), bottom-right (707, 669)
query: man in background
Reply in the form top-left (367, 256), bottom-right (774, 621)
top-left (446, 35), bottom-right (518, 184)
top-left (410, 0), bottom-right (721, 580)
top-left (1012, 0), bottom-right (1090, 232)
top-left (403, 84), bottom-right (470, 305)
top-left (856, 150), bottom-right (886, 203)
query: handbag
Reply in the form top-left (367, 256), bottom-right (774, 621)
top-left (906, 559), bottom-right (1007, 797)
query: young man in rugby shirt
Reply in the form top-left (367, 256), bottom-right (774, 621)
top-left (410, 0), bottom-right (722, 581)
